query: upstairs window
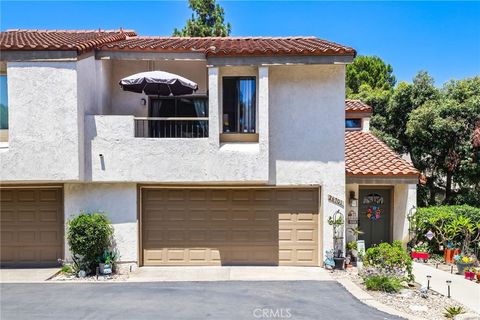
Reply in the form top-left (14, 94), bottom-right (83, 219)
top-left (222, 77), bottom-right (256, 134)
top-left (346, 118), bottom-right (361, 130)
top-left (0, 62), bottom-right (8, 143)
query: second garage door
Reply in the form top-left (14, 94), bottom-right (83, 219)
top-left (1, 187), bottom-right (64, 267)
top-left (141, 187), bottom-right (319, 266)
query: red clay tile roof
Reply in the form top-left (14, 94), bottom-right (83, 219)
top-left (100, 36), bottom-right (356, 56)
top-left (345, 131), bottom-right (419, 177)
top-left (0, 29), bottom-right (137, 54)
top-left (345, 99), bottom-right (373, 113)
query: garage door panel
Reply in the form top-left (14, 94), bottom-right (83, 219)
top-left (1, 187), bottom-right (64, 267)
top-left (142, 188), bottom-right (319, 266)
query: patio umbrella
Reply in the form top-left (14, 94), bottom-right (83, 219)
top-left (119, 71), bottom-right (198, 96)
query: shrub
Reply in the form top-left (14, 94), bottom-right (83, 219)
top-left (67, 211), bottom-right (114, 274)
top-left (443, 306), bottom-right (465, 319)
top-left (363, 241), bottom-right (413, 281)
top-left (364, 275), bottom-right (402, 293)
top-left (411, 205), bottom-right (480, 252)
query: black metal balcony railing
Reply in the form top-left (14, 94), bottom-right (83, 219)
top-left (134, 117), bottom-right (209, 138)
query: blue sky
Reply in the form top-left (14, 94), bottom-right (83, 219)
top-left (1, 1), bottom-right (479, 86)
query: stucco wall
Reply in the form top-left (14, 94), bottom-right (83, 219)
top-left (345, 184), bottom-right (359, 244)
top-left (393, 183), bottom-right (417, 245)
top-left (63, 183), bottom-right (138, 263)
top-left (269, 64), bottom-right (346, 255)
top-left (0, 61), bottom-right (82, 182)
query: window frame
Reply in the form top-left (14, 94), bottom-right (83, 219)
top-left (345, 118), bottom-right (362, 130)
top-left (0, 65), bottom-right (8, 144)
top-left (221, 76), bottom-right (257, 138)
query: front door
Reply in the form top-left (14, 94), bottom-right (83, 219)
top-left (358, 188), bottom-right (391, 248)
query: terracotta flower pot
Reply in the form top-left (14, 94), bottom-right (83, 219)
top-left (476, 272), bottom-right (480, 281)
top-left (444, 248), bottom-right (461, 264)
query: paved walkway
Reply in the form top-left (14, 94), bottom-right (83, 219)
top-left (413, 262), bottom-right (480, 313)
top-left (0, 281), bottom-right (403, 320)
top-left (129, 266), bottom-right (333, 282)
top-left (0, 268), bottom-right (59, 283)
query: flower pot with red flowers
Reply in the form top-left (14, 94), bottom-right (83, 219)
top-left (464, 267), bottom-right (476, 280)
top-left (454, 254), bottom-right (477, 275)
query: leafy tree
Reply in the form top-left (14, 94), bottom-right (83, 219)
top-left (406, 77), bottom-right (480, 204)
top-left (346, 56), bottom-right (396, 94)
top-left (346, 56), bottom-right (396, 137)
top-left (173, 0), bottom-right (231, 37)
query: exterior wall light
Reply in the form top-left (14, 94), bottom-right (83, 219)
top-left (141, 98), bottom-right (147, 106)
top-left (349, 191), bottom-right (357, 207)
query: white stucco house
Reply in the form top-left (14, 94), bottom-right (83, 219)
top-left (0, 29), bottom-right (418, 269)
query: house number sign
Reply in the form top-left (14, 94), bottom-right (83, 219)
top-left (328, 195), bottom-right (344, 208)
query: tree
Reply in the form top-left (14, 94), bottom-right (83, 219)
top-left (173, 0), bottom-right (231, 37)
top-left (346, 56), bottom-right (396, 95)
top-left (346, 56), bottom-right (396, 138)
top-left (406, 76), bottom-right (480, 204)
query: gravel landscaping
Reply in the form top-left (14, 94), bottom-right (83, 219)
top-left (331, 267), bottom-right (479, 320)
top-left (50, 271), bottom-right (129, 282)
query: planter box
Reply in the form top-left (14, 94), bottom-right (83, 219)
top-left (464, 271), bottom-right (476, 281)
top-left (411, 252), bottom-right (429, 261)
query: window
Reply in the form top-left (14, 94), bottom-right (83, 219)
top-left (345, 118), bottom-right (361, 129)
top-left (0, 63), bottom-right (8, 143)
top-left (222, 77), bottom-right (256, 134)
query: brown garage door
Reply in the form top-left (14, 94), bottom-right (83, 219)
top-left (1, 187), bottom-right (64, 267)
top-left (141, 187), bottom-right (319, 266)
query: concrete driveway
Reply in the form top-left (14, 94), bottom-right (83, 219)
top-left (129, 266), bottom-right (334, 282)
top-left (0, 281), bottom-right (403, 320)
top-left (0, 268), bottom-right (59, 283)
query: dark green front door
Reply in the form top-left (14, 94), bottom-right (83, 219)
top-left (358, 188), bottom-right (391, 248)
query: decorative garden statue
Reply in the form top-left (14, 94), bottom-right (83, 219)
top-left (324, 249), bottom-right (335, 270)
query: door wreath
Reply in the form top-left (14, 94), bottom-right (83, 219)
top-left (367, 206), bottom-right (382, 220)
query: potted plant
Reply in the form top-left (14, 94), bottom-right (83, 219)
top-left (328, 212), bottom-right (345, 270)
top-left (346, 241), bottom-right (358, 266)
top-left (464, 267), bottom-right (476, 281)
top-left (444, 243), bottom-right (461, 264)
top-left (476, 268), bottom-right (480, 282)
top-left (96, 250), bottom-right (117, 275)
top-left (411, 243), bottom-right (430, 262)
top-left (454, 254), bottom-right (477, 275)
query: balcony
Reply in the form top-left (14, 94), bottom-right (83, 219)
top-left (134, 117), bottom-right (209, 138)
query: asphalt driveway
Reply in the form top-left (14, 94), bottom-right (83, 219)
top-left (0, 281), bottom-right (403, 320)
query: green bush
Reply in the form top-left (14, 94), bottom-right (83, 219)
top-left (364, 275), bottom-right (402, 293)
top-left (411, 205), bottom-right (480, 254)
top-left (67, 211), bottom-right (114, 274)
top-left (364, 241), bottom-right (413, 281)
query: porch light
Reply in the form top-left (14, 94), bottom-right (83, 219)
top-left (349, 191), bottom-right (358, 207)
top-left (141, 98), bottom-right (146, 106)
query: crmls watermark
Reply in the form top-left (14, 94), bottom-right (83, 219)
top-left (252, 307), bottom-right (292, 319)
